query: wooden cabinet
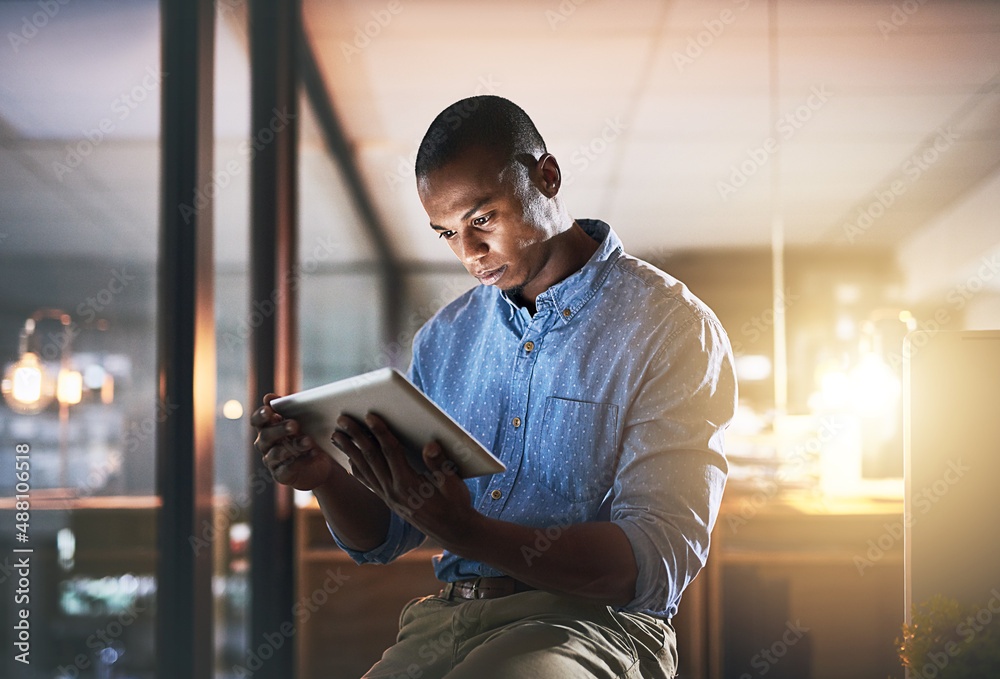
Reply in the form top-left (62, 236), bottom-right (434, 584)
top-left (295, 508), bottom-right (443, 679)
top-left (676, 492), bottom-right (905, 679)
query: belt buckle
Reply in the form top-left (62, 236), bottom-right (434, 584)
top-left (471, 576), bottom-right (483, 600)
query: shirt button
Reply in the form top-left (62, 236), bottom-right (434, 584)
top-left (512, 417), bottom-right (521, 428)
top-left (562, 308), bottom-right (572, 317)
top-left (491, 489), bottom-right (502, 500)
top-left (524, 341), bottom-right (534, 352)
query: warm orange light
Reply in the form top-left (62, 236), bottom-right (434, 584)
top-left (849, 353), bottom-right (900, 418)
top-left (14, 358), bottom-right (43, 404)
top-left (898, 310), bottom-right (917, 331)
top-left (820, 370), bottom-right (850, 408)
top-left (2, 352), bottom-right (53, 414)
top-left (101, 373), bottom-right (115, 404)
top-left (57, 369), bottom-right (83, 405)
top-left (222, 399), bottom-right (244, 419)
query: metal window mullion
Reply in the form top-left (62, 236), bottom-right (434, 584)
top-left (248, 0), bottom-right (300, 677)
top-left (156, 1), bottom-right (216, 678)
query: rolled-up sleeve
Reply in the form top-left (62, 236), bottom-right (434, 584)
top-left (611, 313), bottom-right (737, 616)
top-left (330, 511), bottom-right (426, 565)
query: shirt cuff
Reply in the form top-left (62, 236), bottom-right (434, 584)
top-left (328, 511), bottom-right (418, 565)
top-left (615, 517), bottom-right (678, 617)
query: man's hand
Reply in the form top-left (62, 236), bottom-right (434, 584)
top-left (251, 393), bottom-right (342, 491)
top-left (332, 413), bottom-right (481, 546)
top-left (330, 412), bottom-right (638, 606)
top-left (251, 396), bottom-right (393, 553)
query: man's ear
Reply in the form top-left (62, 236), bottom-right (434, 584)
top-left (536, 153), bottom-right (562, 198)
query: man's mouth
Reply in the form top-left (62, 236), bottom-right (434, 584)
top-left (475, 265), bottom-right (507, 285)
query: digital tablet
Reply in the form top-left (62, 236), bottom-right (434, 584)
top-left (270, 368), bottom-right (505, 479)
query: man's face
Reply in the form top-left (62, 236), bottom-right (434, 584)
top-left (417, 146), bottom-right (560, 299)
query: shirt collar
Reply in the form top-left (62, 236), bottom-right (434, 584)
top-left (498, 219), bottom-right (623, 323)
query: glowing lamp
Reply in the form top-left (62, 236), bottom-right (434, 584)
top-left (15, 357), bottom-right (42, 402)
top-left (2, 352), bottom-right (55, 414)
top-left (57, 369), bottom-right (83, 405)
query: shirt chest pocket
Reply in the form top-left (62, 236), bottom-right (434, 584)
top-left (532, 396), bottom-right (619, 502)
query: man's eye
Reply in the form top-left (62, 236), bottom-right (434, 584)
top-left (438, 230), bottom-right (456, 239)
top-left (472, 214), bottom-right (490, 227)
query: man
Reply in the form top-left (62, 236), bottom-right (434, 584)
top-left (252, 95), bottom-right (737, 678)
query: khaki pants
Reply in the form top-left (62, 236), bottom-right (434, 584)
top-left (362, 586), bottom-right (678, 679)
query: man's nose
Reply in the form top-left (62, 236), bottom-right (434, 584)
top-left (460, 231), bottom-right (489, 263)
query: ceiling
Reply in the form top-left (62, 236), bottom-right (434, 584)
top-left (0, 0), bottom-right (377, 271)
top-left (1, 0), bottom-right (999, 304)
top-left (303, 0), bottom-right (1000, 297)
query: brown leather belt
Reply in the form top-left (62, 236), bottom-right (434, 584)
top-left (444, 576), bottom-right (536, 600)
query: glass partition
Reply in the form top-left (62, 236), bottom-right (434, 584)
top-left (213, 5), bottom-right (252, 676)
top-left (0, 1), bottom-right (161, 676)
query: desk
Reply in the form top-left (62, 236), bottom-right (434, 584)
top-left (674, 491), bottom-right (905, 679)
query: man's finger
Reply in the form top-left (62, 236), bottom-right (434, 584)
top-left (263, 438), bottom-right (306, 470)
top-left (337, 415), bottom-right (393, 483)
top-left (254, 419), bottom-right (297, 455)
top-left (423, 442), bottom-right (459, 491)
top-left (335, 428), bottom-right (381, 493)
top-left (249, 393), bottom-right (281, 427)
top-left (364, 413), bottom-right (414, 484)
top-left (422, 441), bottom-right (445, 473)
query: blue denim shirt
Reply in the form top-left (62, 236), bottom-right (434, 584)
top-left (331, 219), bottom-right (737, 617)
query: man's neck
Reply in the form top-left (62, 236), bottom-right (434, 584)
top-left (515, 221), bottom-right (599, 315)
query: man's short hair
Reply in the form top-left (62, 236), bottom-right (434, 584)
top-left (415, 95), bottom-right (547, 179)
